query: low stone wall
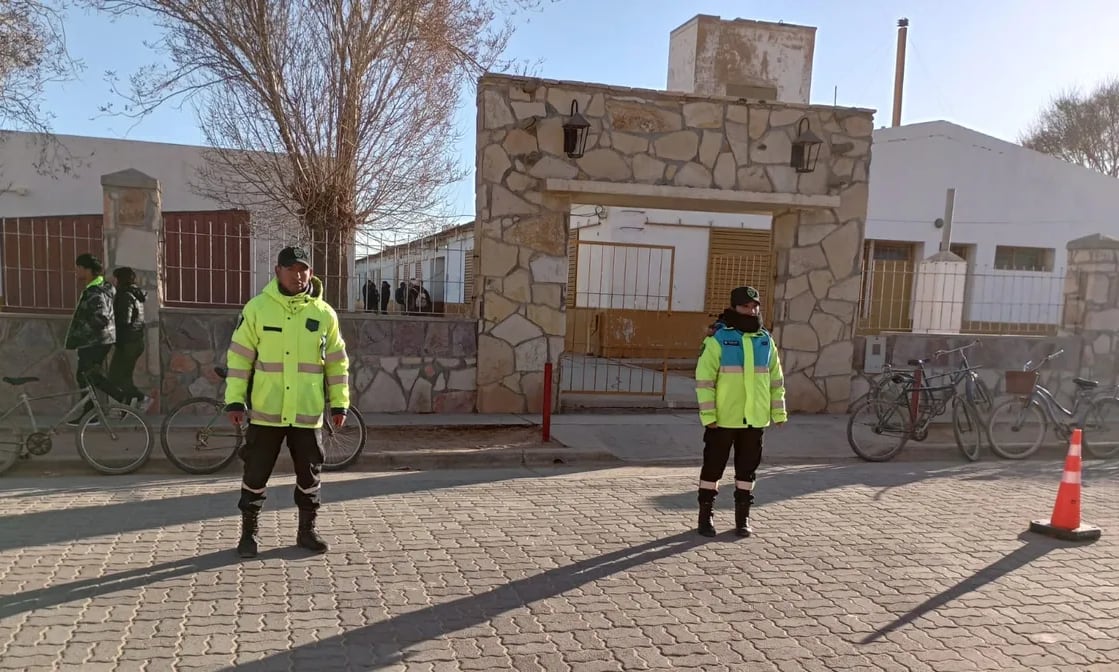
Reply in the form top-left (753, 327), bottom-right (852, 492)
top-left (160, 309), bottom-right (478, 414)
top-left (850, 333), bottom-right (1085, 406)
top-left (0, 314), bottom-right (161, 415)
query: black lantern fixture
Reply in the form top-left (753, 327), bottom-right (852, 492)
top-left (790, 117), bottom-right (823, 173)
top-left (562, 100), bottom-right (591, 159)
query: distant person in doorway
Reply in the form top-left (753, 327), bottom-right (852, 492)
top-left (64, 253), bottom-right (117, 426)
top-left (694, 285), bottom-right (787, 538)
top-left (109, 267), bottom-right (151, 411)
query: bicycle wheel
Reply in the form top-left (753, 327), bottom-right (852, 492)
top-left (76, 404), bottom-right (153, 475)
top-left (1083, 396), bottom-right (1119, 459)
top-left (951, 396), bottom-right (982, 462)
top-left (161, 397), bottom-right (243, 474)
top-left (987, 397), bottom-right (1048, 460)
top-left (322, 406), bottom-right (367, 471)
top-left (847, 398), bottom-right (912, 462)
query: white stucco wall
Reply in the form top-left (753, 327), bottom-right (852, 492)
top-left (571, 206), bottom-right (771, 312)
top-left (355, 228), bottom-right (474, 307)
top-left (866, 120), bottom-right (1119, 326)
top-left (0, 131), bottom-right (226, 215)
top-left (667, 15), bottom-right (815, 104)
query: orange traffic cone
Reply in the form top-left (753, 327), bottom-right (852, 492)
top-left (1029, 428), bottom-right (1101, 542)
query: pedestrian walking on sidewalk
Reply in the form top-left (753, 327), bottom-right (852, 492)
top-left (694, 285), bottom-right (787, 537)
top-left (224, 246), bottom-right (351, 558)
top-left (64, 253), bottom-right (117, 426)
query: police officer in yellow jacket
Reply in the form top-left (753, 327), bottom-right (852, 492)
top-left (695, 286), bottom-right (787, 538)
top-left (225, 246), bottom-right (351, 558)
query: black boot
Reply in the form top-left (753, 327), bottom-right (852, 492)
top-left (697, 492), bottom-right (717, 537)
top-left (734, 489), bottom-right (754, 538)
top-left (296, 509), bottom-right (328, 553)
top-left (237, 510), bottom-right (260, 558)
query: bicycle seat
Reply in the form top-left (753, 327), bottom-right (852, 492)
top-left (214, 366), bottom-right (228, 379)
top-left (1073, 377), bottom-right (1100, 389)
top-left (2, 376), bottom-right (39, 386)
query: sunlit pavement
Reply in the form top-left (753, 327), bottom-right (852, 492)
top-left (1, 460), bottom-right (1117, 671)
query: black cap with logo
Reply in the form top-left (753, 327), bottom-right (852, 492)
top-left (277, 246), bottom-right (310, 268)
top-left (730, 286), bottom-right (760, 307)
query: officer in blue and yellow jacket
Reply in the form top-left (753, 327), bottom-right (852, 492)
top-left (224, 246), bottom-right (351, 558)
top-left (695, 286), bottom-right (787, 538)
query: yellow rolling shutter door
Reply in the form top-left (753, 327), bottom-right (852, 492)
top-left (704, 228), bottom-right (775, 318)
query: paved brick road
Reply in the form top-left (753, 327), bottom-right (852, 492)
top-left (1, 460), bottom-right (1118, 671)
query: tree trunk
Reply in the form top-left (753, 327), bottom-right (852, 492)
top-left (305, 221), bottom-right (354, 310)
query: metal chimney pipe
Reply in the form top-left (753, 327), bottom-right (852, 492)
top-left (892, 18), bottom-right (909, 127)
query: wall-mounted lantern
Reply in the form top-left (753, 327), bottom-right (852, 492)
top-left (562, 100), bottom-right (590, 159)
top-left (790, 118), bottom-right (823, 173)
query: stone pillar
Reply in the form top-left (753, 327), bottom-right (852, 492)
top-left (911, 251), bottom-right (966, 334)
top-left (770, 184), bottom-right (868, 414)
top-left (1062, 233), bottom-right (1119, 385)
top-left (101, 169), bottom-right (163, 404)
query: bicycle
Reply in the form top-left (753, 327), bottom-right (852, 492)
top-left (0, 376), bottom-right (153, 476)
top-left (847, 341), bottom-right (992, 462)
top-left (159, 366), bottom-right (367, 474)
top-left (986, 349), bottom-right (1119, 460)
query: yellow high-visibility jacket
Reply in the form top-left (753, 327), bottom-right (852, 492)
top-left (224, 276), bottom-right (350, 428)
top-left (696, 327), bottom-right (787, 428)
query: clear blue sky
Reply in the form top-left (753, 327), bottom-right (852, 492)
top-left (37, 0), bottom-right (1119, 227)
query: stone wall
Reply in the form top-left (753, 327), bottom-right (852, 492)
top-left (160, 310), bottom-right (478, 414)
top-left (1062, 234), bottom-right (1119, 386)
top-left (474, 73), bottom-right (873, 413)
top-left (0, 315), bottom-right (159, 415)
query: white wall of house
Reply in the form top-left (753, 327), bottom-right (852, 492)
top-left (571, 205), bottom-right (771, 312)
top-left (866, 120), bottom-right (1119, 326)
top-left (0, 130), bottom-right (304, 304)
top-left (355, 227), bottom-right (474, 307)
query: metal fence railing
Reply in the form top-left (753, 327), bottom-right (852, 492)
top-left (856, 260), bottom-right (1066, 336)
top-left (0, 216), bottom-right (105, 314)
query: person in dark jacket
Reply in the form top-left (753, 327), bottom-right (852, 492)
top-left (108, 267), bottom-right (150, 410)
top-left (361, 279), bottom-right (379, 313)
top-left (64, 253), bottom-right (117, 425)
top-left (380, 280), bottom-right (391, 313)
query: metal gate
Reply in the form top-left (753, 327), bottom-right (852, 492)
top-left (560, 240), bottom-right (676, 398)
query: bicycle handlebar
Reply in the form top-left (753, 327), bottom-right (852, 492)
top-left (906, 339), bottom-right (982, 367)
top-left (1023, 349), bottom-right (1064, 372)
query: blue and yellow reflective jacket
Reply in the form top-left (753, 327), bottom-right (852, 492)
top-left (696, 326), bottom-right (787, 428)
top-left (224, 276), bottom-right (350, 428)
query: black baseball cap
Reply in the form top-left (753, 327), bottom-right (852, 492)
top-left (277, 246), bottom-right (310, 268)
top-left (730, 286), bottom-right (760, 306)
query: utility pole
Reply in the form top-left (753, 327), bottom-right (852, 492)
top-left (939, 187), bottom-right (956, 252)
top-left (892, 18), bottom-right (909, 127)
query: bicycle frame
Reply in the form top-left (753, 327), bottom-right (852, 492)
top-left (0, 386), bottom-right (102, 435)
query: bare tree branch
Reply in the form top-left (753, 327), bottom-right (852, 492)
top-left (83, 0), bottom-right (553, 304)
top-left (1020, 78), bottom-right (1119, 178)
top-left (0, 0), bottom-right (87, 185)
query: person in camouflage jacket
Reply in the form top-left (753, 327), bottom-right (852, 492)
top-left (64, 254), bottom-right (117, 424)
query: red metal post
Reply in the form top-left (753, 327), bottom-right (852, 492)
top-left (909, 368), bottom-right (922, 425)
top-left (542, 362), bottom-right (553, 442)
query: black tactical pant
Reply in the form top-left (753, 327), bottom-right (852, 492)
top-left (108, 339), bottom-right (146, 404)
top-left (238, 424), bottom-right (324, 514)
top-left (75, 345), bottom-right (112, 417)
top-left (698, 426), bottom-right (764, 503)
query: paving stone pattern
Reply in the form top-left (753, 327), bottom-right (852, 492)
top-left (1, 461), bottom-right (1118, 671)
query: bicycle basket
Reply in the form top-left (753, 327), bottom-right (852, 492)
top-left (1004, 370), bottom-right (1039, 396)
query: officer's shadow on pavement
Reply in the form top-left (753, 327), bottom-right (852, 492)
top-left (0, 466), bottom-right (610, 553)
top-left (0, 546), bottom-right (309, 620)
top-left (859, 530), bottom-right (1092, 644)
top-left (213, 530), bottom-right (713, 672)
